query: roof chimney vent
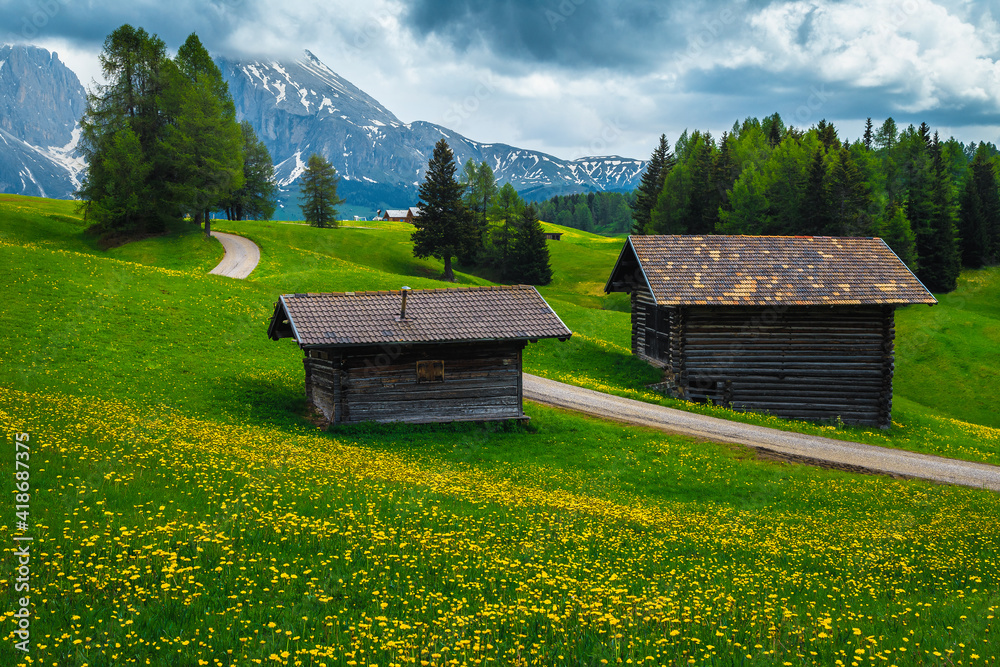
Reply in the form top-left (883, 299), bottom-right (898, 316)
top-left (399, 286), bottom-right (411, 320)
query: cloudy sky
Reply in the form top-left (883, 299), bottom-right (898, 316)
top-left (4, 0), bottom-right (1000, 160)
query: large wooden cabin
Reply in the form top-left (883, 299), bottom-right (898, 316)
top-left (605, 235), bottom-right (937, 427)
top-left (267, 285), bottom-right (571, 425)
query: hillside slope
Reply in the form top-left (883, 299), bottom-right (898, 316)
top-left (1, 196), bottom-right (999, 666)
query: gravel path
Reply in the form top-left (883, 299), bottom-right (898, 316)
top-left (523, 374), bottom-right (1000, 491)
top-left (209, 231), bottom-right (260, 279)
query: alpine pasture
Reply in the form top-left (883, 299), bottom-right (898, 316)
top-left (1, 195), bottom-right (998, 666)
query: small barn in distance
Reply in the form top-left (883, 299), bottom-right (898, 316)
top-left (543, 232), bottom-right (563, 241)
top-left (605, 235), bottom-right (937, 428)
top-left (267, 285), bottom-right (571, 425)
top-left (376, 208), bottom-right (422, 223)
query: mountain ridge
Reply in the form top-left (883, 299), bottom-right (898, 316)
top-left (0, 44), bottom-right (645, 215)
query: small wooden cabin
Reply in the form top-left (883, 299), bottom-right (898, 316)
top-left (605, 235), bottom-right (937, 427)
top-left (543, 232), bottom-right (563, 241)
top-left (376, 208), bottom-right (421, 223)
top-left (267, 285), bottom-right (571, 425)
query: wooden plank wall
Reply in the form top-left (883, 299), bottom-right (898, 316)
top-left (672, 305), bottom-right (895, 427)
top-left (303, 342), bottom-right (525, 424)
top-left (631, 287), bottom-right (672, 370)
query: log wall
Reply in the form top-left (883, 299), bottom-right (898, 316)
top-left (632, 298), bottom-right (896, 427)
top-left (303, 342), bottom-right (525, 425)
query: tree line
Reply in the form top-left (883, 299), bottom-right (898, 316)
top-left (535, 191), bottom-right (635, 234)
top-left (77, 25), bottom-right (278, 240)
top-left (412, 139), bottom-right (552, 285)
top-left (630, 114), bottom-right (1000, 293)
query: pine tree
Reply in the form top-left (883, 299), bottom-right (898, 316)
top-left (913, 133), bottom-right (961, 292)
top-left (863, 118), bottom-right (874, 150)
top-left (460, 159), bottom-right (497, 263)
top-left (160, 33), bottom-right (244, 236)
top-left (224, 121), bottom-right (277, 221)
top-left (77, 24), bottom-right (168, 235)
top-left (509, 204), bottom-right (552, 285)
top-left (876, 204), bottom-right (918, 269)
top-left (958, 145), bottom-right (1000, 266)
top-left (412, 139), bottom-right (473, 281)
top-left (799, 148), bottom-right (833, 235)
top-left (631, 134), bottom-right (673, 233)
top-left (488, 182), bottom-right (524, 273)
top-left (762, 113), bottom-right (786, 147)
top-left (299, 154), bottom-right (343, 228)
top-left (958, 174), bottom-right (988, 268)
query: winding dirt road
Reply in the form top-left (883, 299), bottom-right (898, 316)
top-left (523, 374), bottom-right (1000, 491)
top-left (209, 231), bottom-right (260, 279)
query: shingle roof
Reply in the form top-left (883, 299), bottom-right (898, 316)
top-left (606, 235), bottom-right (937, 306)
top-left (268, 285), bottom-right (572, 348)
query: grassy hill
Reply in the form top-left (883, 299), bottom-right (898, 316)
top-left (1, 195), bottom-right (998, 666)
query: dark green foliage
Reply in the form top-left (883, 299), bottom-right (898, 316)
top-left (412, 139), bottom-right (474, 281)
top-left (536, 192), bottom-right (633, 234)
top-left (631, 134), bottom-right (674, 233)
top-left (649, 130), bottom-right (717, 234)
top-left (762, 113), bottom-right (786, 147)
top-left (460, 159), bottom-right (497, 263)
top-left (160, 62), bottom-right (244, 236)
top-left (76, 26), bottom-right (245, 239)
top-left (634, 114), bottom-right (988, 293)
top-left (223, 121), bottom-right (278, 221)
top-left (799, 148), bottom-right (833, 235)
top-left (77, 25), bottom-right (169, 235)
top-left (875, 204), bottom-right (918, 268)
top-left (958, 145), bottom-right (1000, 267)
top-left (299, 153), bottom-right (344, 228)
top-left (488, 182), bottom-right (524, 273)
top-left (509, 204), bottom-right (552, 285)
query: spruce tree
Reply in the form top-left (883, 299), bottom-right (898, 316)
top-left (223, 121), bottom-right (278, 221)
top-left (799, 148), bottom-right (833, 235)
top-left (299, 154), bottom-right (343, 228)
top-left (958, 174), bottom-right (988, 268)
top-left (958, 145), bottom-right (1000, 266)
top-left (510, 204), bottom-right (552, 285)
top-left (489, 182), bottom-right (525, 273)
top-left (460, 160), bottom-right (497, 263)
top-left (160, 33), bottom-right (243, 236)
top-left (412, 139), bottom-right (473, 281)
top-left (631, 134), bottom-right (673, 233)
top-left (914, 134), bottom-right (961, 292)
top-left (863, 118), bottom-right (874, 151)
top-left (876, 204), bottom-right (918, 269)
top-left (77, 24), bottom-right (168, 235)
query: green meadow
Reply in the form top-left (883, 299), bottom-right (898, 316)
top-left (1, 194), bottom-right (998, 666)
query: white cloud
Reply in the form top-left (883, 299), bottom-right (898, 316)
top-left (742, 0), bottom-right (1000, 113)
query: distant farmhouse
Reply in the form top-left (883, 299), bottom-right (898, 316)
top-left (268, 285), bottom-right (571, 425)
top-left (376, 207), bottom-right (422, 223)
top-left (605, 235), bottom-right (937, 427)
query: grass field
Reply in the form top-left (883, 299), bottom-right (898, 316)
top-left (1, 195), bottom-right (998, 666)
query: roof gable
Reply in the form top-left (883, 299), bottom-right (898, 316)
top-left (268, 285), bottom-right (572, 348)
top-left (606, 235), bottom-right (937, 306)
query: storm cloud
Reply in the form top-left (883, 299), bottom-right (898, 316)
top-left (1, 0), bottom-right (998, 159)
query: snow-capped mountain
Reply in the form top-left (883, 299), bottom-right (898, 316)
top-left (0, 45), bottom-right (86, 198)
top-left (219, 51), bottom-right (645, 213)
top-left (0, 44), bottom-right (644, 213)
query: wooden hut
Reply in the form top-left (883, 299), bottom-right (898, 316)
top-left (267, 285), bottom-right (571, 425)
top-left (543, 232), bottom-right (563, 241)
top-left (605, 235), bottom-right (937, 427)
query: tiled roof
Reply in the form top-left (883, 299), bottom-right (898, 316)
top-left (268, 285), bottom-right (572, 348)
top-left (607, 235), bottom-right (937, 306)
